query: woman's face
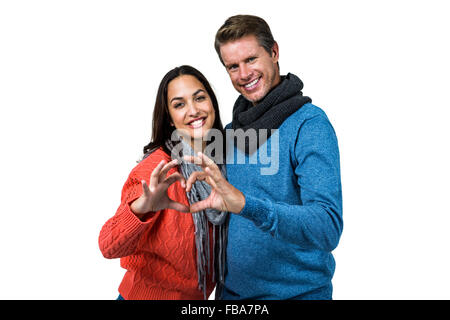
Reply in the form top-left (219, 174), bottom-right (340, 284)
top-left (167, 74), bottom-right (216, 142)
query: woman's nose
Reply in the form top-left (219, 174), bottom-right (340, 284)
top-left (186, 100), bottom-right (200, 116)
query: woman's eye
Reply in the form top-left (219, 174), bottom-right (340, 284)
top-left (174, 103), bottom-right (184, 108)
top-left (195, 96), bottom-right (206, 102)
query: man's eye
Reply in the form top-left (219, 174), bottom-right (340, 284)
top-left (228, 65), bottom-right (238, 71)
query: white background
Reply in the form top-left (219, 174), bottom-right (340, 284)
top-left (1, 0), bottom-right (449, 299)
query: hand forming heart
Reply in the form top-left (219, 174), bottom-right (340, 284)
top-left (130, 159), bottom-right (190, 219)
top-left (130, 153), bottom-right (245, 219)
top-left (183, 152), bottom-right (245, 214)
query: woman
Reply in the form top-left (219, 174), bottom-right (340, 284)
top-left (98, 65), bottom-right (228, 300)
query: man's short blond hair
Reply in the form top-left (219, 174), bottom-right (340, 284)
top-left (214, 15), bottom-right (276, 66)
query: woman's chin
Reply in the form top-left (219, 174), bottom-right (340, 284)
top-left (190, 126), bottom-right (215, 139)
top-left (173, 125), bottom-right (216, 145)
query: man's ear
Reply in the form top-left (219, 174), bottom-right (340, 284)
top-left (271, 41), bottom-right (279, 63)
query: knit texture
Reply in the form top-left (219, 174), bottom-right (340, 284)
top-left (98, 148), bottom-right (215, 300)
top-left (222, 103), bottom-right (343, 300)
top-left (165, 138), bottom-right (228, 299)
top-left (231, 73), bottom-right (311, 154)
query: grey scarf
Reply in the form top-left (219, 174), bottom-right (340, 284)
top-left (165, 138), bottom-right (229, 300)
top-left (232, 73), bottom-right (312, 154)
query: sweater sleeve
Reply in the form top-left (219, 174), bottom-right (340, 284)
top-left (98, 162), bottom-right (162, 259)
top-left (239, 115), bottom-right (343, 251)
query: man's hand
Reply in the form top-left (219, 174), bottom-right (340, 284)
top-left (183, 152), bottom-right (245, 214)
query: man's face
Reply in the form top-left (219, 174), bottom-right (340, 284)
top-left (220, 34), bottom-right (280, 104)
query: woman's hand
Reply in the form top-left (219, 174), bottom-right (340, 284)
top-left (130, 159), bottom-right (190, 219)
top-left (183, 152), bottom-right (245, 214)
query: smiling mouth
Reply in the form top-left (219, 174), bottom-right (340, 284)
top-left (187, 117), bottom-right (206, 129)
top-left (243, 77), bottom-right (261, 90)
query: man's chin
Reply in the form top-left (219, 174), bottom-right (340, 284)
top-left (240, 85), bottom-right (269, 104)
top-left (243, 93), bottom-right (264, 105)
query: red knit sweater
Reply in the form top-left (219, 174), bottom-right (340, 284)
top-left (99, 148), bottom-right (215, 300)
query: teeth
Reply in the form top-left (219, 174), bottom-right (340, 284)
top-left (245, 78), bottom-right (259, 88)
top-left (189, 118), bottom-right (204, 127)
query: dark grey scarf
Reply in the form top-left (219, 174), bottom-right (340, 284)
top-left (231, 73), bottom-right (312, 154)
top-left (165, 138), bottom-right (228, 300)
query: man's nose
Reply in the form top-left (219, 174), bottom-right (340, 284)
top-left (239, 64), bottom-right (252, 81)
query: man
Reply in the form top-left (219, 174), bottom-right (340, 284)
top-left (185, 15), bottom-right (342, 300)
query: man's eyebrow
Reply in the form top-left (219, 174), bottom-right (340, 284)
top-left (225, 63), bottom-right (237, 69)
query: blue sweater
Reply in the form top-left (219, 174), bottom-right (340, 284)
top-left (222, 103), bottom-right (343, 300)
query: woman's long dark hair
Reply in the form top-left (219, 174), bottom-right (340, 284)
top-left (142, 65), bottom-right (224, 157)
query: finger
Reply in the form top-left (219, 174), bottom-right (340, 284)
top-left (185, 171), bottom-right (207, 192)
top-left (182, 155), bottom-right (194, 163)
top-left (163, 172), bottom-right (186, 188)
top-left (183, 155), bottom-right (203, 166)
top-left (149, 160), bottom-right (166, 192)
top-left (197, 152), bottom-right (222, 179)
top-left (201, 169), bottom-right (218, 190)
top-left (190, 199), bottom-right (211, 213)
top-left (167, 200), bottom-right (190, 213)
top-left (204, 165), bottom-right (222, 183)
top-left (141, 180), bottom-right (151, 198)
top-left (158, 159), bottom-right (179, 182)
top-left (197, 152), bottom-right (215, 166)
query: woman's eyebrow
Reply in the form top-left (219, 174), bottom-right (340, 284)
top-left (192, 89), bottom-right (205, 96)
top-left (170, 96), bottom-right (183, 103)
top-left (170, 89), bottom-right (205, 103)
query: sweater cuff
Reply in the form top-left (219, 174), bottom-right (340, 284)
top-left (239, 193), bottom-right (274, 231)
top-left (119, 200), bottom-right (155, 233)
